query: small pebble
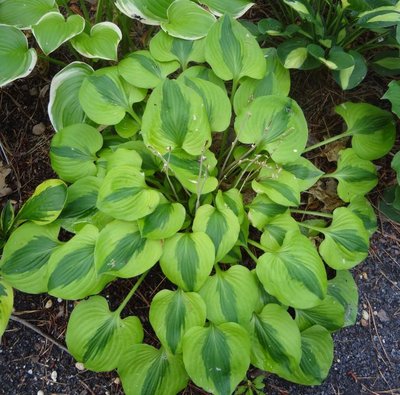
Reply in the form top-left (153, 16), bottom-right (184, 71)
top-left (360, 318), bottom-right (369, 327)
top-left (57, 298), bottom-right (62, 303)
top-left (50, 370), bottom-right (57, 382)
top-left (75, 362), bottom-right (85, 371)
top-left (32, 122), bottom-right (46, 136)
top-left (37, 391), bottom-right (44, 395)
top-left (113, 377), bottom-right (121, 385)
top-left (377, 309), bottom-right (390, 322)
top-left (362, 310), bottom-right (369, 321)
top-left (27, 369), bottom-right (33, 374)
top-left (44, 300), bottom-right (53, 309)
top-left (362, 272), bottom-right (368, 280)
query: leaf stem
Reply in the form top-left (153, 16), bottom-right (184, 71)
top-left (243, 245), bottom-right (259, 263)
top-left (115, 271), bottom-right (148, 315)
top-left (290, 209), bottom-right (333, 218)
top-left (247, 239), bottom-right (267, 252)
top-left (38, 54), bottom-right (68, 67)
top-left (127, 108), bottom-right (142, 125)
top-left (302, 131), bottom-right (350, 153)
top-left (95, 0), bottom-right (103, 24)
top-left (79, 0), bottom-right (91, 23)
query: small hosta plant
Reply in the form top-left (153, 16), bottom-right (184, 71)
top-left (0, 3), bottom-right (397, 395)
top-left (254, 0), bottom-right (400, 89)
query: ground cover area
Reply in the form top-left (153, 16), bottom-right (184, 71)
top-left (0, 2), bottom-right (399, 394)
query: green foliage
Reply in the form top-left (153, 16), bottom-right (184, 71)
top-left (254, 0), bottom-right (400, 89)
top-left (0, 1), bottom-right (395, 394)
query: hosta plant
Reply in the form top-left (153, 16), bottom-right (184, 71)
top-left (254, 0), bottom-right (400, 89)
top-left (0, 7), bottom-right (397, 395)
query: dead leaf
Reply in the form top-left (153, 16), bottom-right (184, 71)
top-left (307, 179), bottom-right (343, 211)
top-left (0, 162), bottom-right (12, 197)
top-left (321, 139), bottom-right (348, 162)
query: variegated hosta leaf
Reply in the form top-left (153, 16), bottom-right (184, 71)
top-left (32, 12), bottom-right (85, 55)
top-left (161, 0), bottom-right (216, 40)
top-left (256, 231), bottom-right (327, 309)
top-left (180, 65), bottom-right (226, 90)
top-left (118, 344), bottom-right (189, 395)
top-left (277, 38), bottom-right (316, 70)
top-left (252, 270), bottom-right (281, 313)
top-left (357, 5), bottom-right (400, 28)
top-left (216, 189), bottom-right (245, 225)
top-left (182, 322), bottom-right (251, 395)
top-left (283, 0), bottom-right (314, 19)
top-left (71, 22), bottom-right (122, 61)
top-left (119, 50), bottom-right (179, 89)
top-left (200, 0), bottom-right (254, 18)
top-left (149, 289), bottom-right (207, 354)
top-left (0, 279), bottom-right (13, 338)
top-left (282, 156), bottom-right (324, 191)
top-left (0, 223), bottom-right (60, 293)
top-left (142, 79), bottom-right (211, 156)
top-left (235, 96), bottom-right (308, 163)
top-left (66, 296), bottom-right (143, 371)
top-left (0, 0), bottom-right (58, 28)
top-left (252, 165), bottom-right (301, 207)
top-left (58, 176), bottom-right (102, 228)
top-left (205, 15), bottom-right (266, 82)
top-left (48, 62), bottom-right (94, 132)
top-left (383, 80), bottom-right (400, 118)
top-left (1, 201), bottom-right (14, 236)
top-left (198, 265), bottom-right (259, 325)
top-left (250, 304), bottom-right (302, 375)
top-left (328, 270), bottom-right (358, 327)
top-left (50, 123), bottom-right (103, 183)
top-left (15, 179), bottom-right (67, 225)
top-left (336, 102), bottom-right (396, 160)
top-left (97, 165), bottom-right (161, 221)
top-left (348, 196), bottom-right (377, 236)
top-left (47, 224), bottom-right (109, 299)
top-left (279, 325), bottom-right (333, 385)
top-left (137, 200), bottom-right (186, 239)
top-left (234, 48), bottom-right (290, 115)
top-left (329, 148), bottom-right (377, 202)
top-left (98, 147), bottom-right (143, 175)
top-left (150, 30), bottom-right (206, 68)
top-left (159, 232), bottom-right (215, 291)
top-left (0, 25), bottom-right (37, 88)
top-left (295, 295), bottom-right (345, 332)
top-left (318, 207), bottom-right (370, 269)
top-left (332, 50), bottom-right (367, 90)
top-left (114, 0), bottom-right (174, 25)
top-left (180, 75), bottom-right (232, 132)
top-left (95, 220), bottom-right (162, 278)
top-left (193, 204), bottom-right (240, 262)
top-left (166, 149), bottom-right (218, 195)
top-left (260, 211), bottom-right (299, 250)
top-left (79, 67), bottom-right (146, 125)
top-left (248, 194), bottom-right (287, 230)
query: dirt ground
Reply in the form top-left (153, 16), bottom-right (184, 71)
top-left (0, 16), bottom-right (399, 395)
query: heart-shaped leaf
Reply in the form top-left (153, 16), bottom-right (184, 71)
top-left (66, 296), bottom-right (143, 371)
top-left (282, 156), bottom-right (324, 191)
top-left (182, 322), bottom-right (250, 395)
top-left (336, 102), bottom-right (396, 160)
top-left (115, 0), bottom-right (174, 25)
top-left (48, 62), bottom-right (94, 132)
top-left (328, 148), bottom-right (377, 202)
top-left (318, 207), bottom-right (370, 269)
top-left (0, 25), bottom-right (37, 87)
top-left (161, 0), bottom-right (216, 40)
top-left (95, 220), bottom-right (162, 278)
top-left (205, 15), bottom-right (266, 82)
top-left (348, 196), bottom-right (377, 236)
top-left (198, 265), bottom-right (259, 325)
top-left (279, 325), bottom-right (333, 385)
top-left (150, 30), bottom-right (206, 68)
top-left (149, 289), bottom-right (207, 354)
top-left (97, 165), bottom-right (161, 221)
top-left (47, 224), bottom-right (110, 299)
top-left (383, 80), bottom-right (400, 118)
top-left (0, 223), bottom-right (60, 294)
top-left (0, 279), bottom-right (13, 338)
top-left (216, 189), bottom-right (245, 225)
top-left (79, 67), bottom-right (146, 125)
top-left (248, 194), bottom-right (288, 230)
top-left (250, 304), bottom-right (302, 375)
top-left (277, 38), bottom-right (318, 70)
top-left (32, 12), bottom-right (85, 54)
top-left (15, 179), bottom-right (67, 225)
top-left (142, 79), bottom-right (211, 156)
top-left (160, 232), bottom-right (215, 291)
top-left (332, 50), bottom-right (367, 90)
top-left (200, 0), bottom-right (254, 18)
top-left (118, 344), bottom-right (189, 395)
top-left (50, 124), bottom-right (103, 183)
top-left (71, 22), bottom-right (122, 61)
top-left (234, 48), bottom-right (290, 114)
top-left (0, 0), bottom-right (57, 28)
top-left (119, 50), bottom-right (179, 89)
top-left (235, 96), bottom-right (308, 163)
top-left (257, 231), bottom-right (327, 309)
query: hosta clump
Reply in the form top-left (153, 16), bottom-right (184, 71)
top-left (0, 12), bottom-right (397, 395)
